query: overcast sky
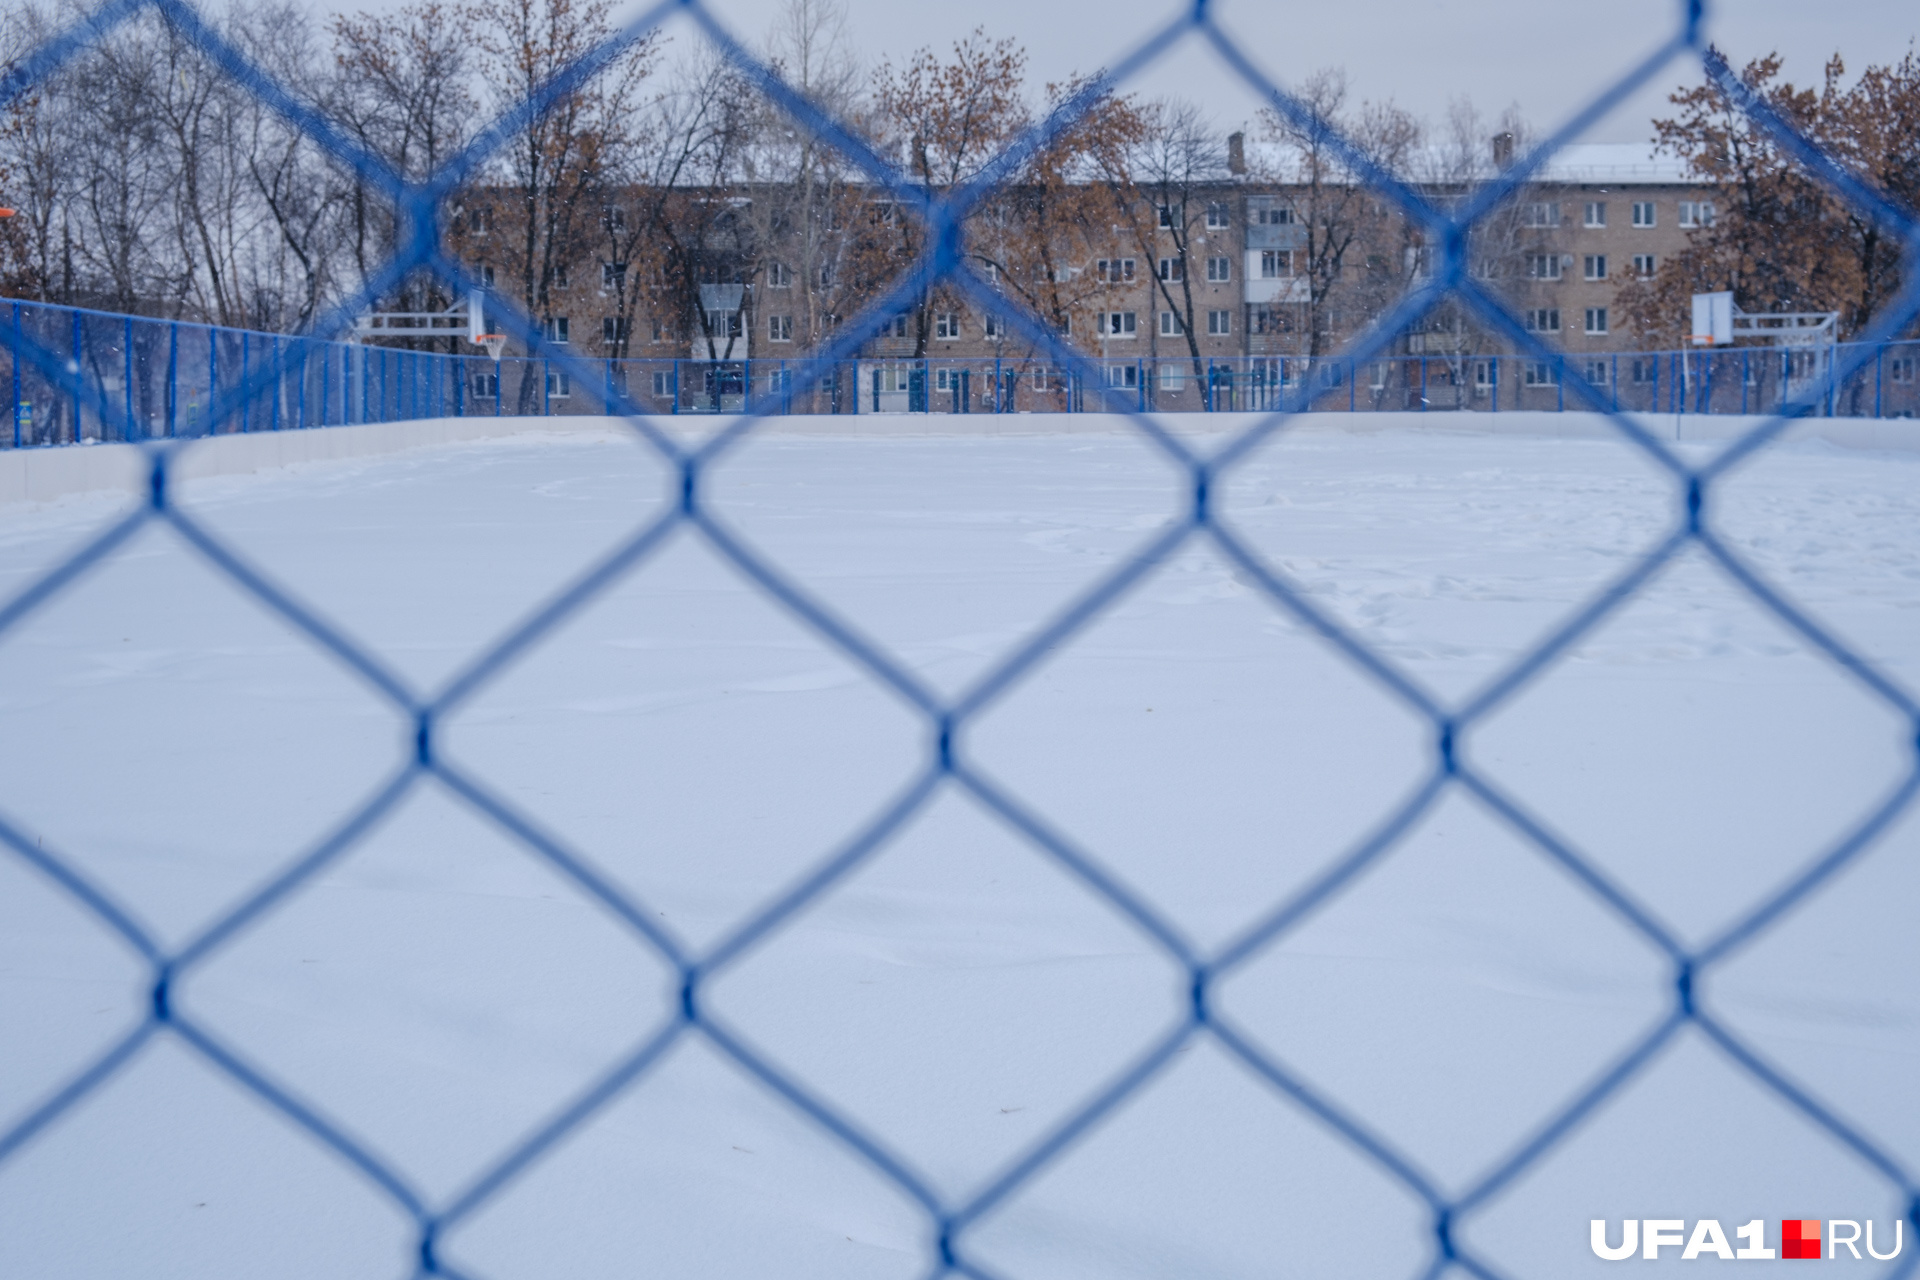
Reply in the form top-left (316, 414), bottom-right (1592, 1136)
top-left (332, 0), bottom-right (1915, 146)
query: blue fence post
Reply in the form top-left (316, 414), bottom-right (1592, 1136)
top-left (272, 336), bottom-right (283, 431)
top-left (240, 331), bottom-right (251, 433)
top-left (1419, 357), bottom-right (1427, 412)
top-left (71, 309), bottom-right (84, 444)
top-left (165, 322), bottom-right (177, 438)
top-left (122, 315), bottom-right (134, 441)
top-left (1557, 360), bottom-right (1564, 413)
top-left (208, 325), bottom-right (219, 436)
top-left (10, 302), bottom-right (21, 447)
top-left (1874, 346), bottom-right (1882, 418)
top-left (543, 358), bottom-right (551, 415)
top-left (494, 353), bottom-right (503, 416)
top-left (1349, 358), bottom-right (1356, 412)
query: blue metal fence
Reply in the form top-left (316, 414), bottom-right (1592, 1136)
top-left (2, 0), bottom-right (1919, 1277)
top-left (5, 296), bottom-right (1918, 440)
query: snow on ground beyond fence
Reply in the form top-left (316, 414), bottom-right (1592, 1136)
top-left (0, 424), bottom-right (1915, 1278)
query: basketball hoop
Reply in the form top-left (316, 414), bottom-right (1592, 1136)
top-left (476, 334), bottom-right (507, 361)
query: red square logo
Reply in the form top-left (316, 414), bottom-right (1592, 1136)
top-left (1782, 1220), bottom-right (1822, 1259)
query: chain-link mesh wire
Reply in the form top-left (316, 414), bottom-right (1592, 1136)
top-left (3, 0), bottom-right (1920, 1275)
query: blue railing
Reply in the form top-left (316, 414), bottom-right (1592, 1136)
top-left (5, 295), bottom-right (1917, 444)
top-left (2, 1), bottom-right (1919, 1278)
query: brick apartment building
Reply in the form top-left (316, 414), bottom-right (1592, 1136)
top-left (452, 141), bottom-right (1709, 413)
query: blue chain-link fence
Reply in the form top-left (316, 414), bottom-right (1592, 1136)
top-left (2, 0), bottom-right (1919, 1275)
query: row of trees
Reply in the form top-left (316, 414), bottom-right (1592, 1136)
top-left (3, 0), bottom-right (1913, 398)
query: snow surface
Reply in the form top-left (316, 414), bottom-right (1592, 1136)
top-left (0, 420), bottom-right (1916, 1278)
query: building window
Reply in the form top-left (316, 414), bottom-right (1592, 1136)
top-left (1584, 201), bottom-right (1607, 228)
top-left (1253, 204), bottom-right (1293, 225)
top-left (983, 314), bottom-right (1004, 341)
top-left (767, 261), bottom-right (792, 287)
top-left (1678, 200), bottom-right (1716, 228)
top-left (1100, 311), bottom-right (1137, 337)
top-left (601, 316), bottom-right (629, 343)
top-left (649, 317), bottom-right (664, 343)
top-left (467, 207), bottom-right (492, 233)
top-left (1525, 254), bottom-right (1563, 280)
top-left (1584, 307), bottom-right (1609, 334)
top-left (1474, 360), bottom-right (1497, 389)
top-left (1889, 356), bottom-right (1915, 384)
top-left (1631, 357), bottom-right (1659, 384)
top-left (543, 316), bottom-right (570, 343)
top-left (1158, 257), bottom-right (1184, 282)
top-left (1260, 250), bottom-right (1293, 278)
top-left (651, 371), bottom-right (671, 397)
top-left (601, 263), bottom-right (625, 290)
top-left (1583, 254), bottom-right (1607, 280)
top-left (1205, 201), bottom-right (1230, 229)
top-left (1522, 202), bottom-right (1561, 227)
top-left (1584, 359), bottom-right (1611, 385)
top-left (1157, 205), bottom-right (1176, 229)
top-left (1159, 310), bottom-right (1185, 336)
top-left (886, 314), bottom-right (909, 339)
top-left (1524, 308), bottom-right (1561, 332)
top-left (934, 368), bottom-right (963, 392)
top-left (934, 312), bottom-right (961, 339)
top-left (479, 265), bottom-right (495, 287)
top-left (1206, 255), bottom-right (1231, 282)
top-left (1032, 366), bottom-right (1051, 392)
top-left (769, 314), bottom-right (793, 342)
top-left (471, 372), bottom-right (499, 397)
top-left (819, 264), bottom-right (834, 288)
top-left (1160, 363), bottom-right (1186, 391)
top-left (1632, 201), bottom-right (1656, 227)
top-left (1097, 258), bottom-right (1136, 283)
top-left (1632, 253), bottom-right (1657, 277)
top-left (1207, 309), bottom-right (1231, 335)
top-left (1523, 361), bottom-right (1556, 386)
top-left (1252, 310), bottom-right (1293, 335)
top-left (1105, 363), bottom-right (1139, 389)
top-left (546, 371), bottom-right (572, 397)
top-left (549, 266), bottom-right (569, 289)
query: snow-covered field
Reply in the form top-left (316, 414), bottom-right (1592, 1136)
top-left (0, 418), bottom-right (1916, 1278)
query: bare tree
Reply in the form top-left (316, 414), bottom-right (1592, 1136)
top-left (870, 28), bottom-right (1030, 358)
top-left (1257, 68), bottom-right (1422, 360)
top-left (474, 0), bottom-right (654, 408)
top-left (332, 0), bottom-right (475, 342)
top-left (1108, 98), bottom-right (1223, 384)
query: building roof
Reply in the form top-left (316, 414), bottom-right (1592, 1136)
top-left (1529, 142), bottom-right (1700, 185)
top-left (1238, 137), bottom-right (1703, 188)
